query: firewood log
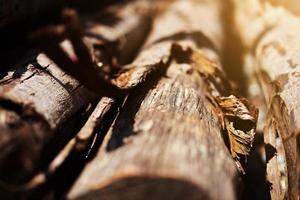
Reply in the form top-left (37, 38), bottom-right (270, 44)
top-left (68, 0), bottom-right (258, 199)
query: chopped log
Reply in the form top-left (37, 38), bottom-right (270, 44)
top-left (0, 0), bottom-right (152, 196)
top-left (231, 0), bottom-right (300, 199)
top-left (68, 0), bottom-right (257, 199)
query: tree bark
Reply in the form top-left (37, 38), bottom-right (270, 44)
top-left (231, 0), bottom-right (300, 199)
top-left (68, 0), bottom-right (257, 199)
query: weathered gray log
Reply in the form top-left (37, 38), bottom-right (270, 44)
top-left (68, 0), bottom-right (257, 199)
top-left (231, 0), bottom-right (300, 199)
top-left (0, 0), bottom-right (152, 196)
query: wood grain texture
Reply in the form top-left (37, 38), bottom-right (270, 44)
top-left (231, 0), bottom-right (300, 199)
top-left (68, 0), bottom-right (257, 199)
top-left (69, 61), bottom-right (239, 200)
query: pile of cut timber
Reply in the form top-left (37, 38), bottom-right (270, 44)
top-left (0, 0), bottom-right (298, 199)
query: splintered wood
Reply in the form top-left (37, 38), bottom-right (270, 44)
top-left (68, 0), bottom-right (257, 199)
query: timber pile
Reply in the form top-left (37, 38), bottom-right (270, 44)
top-left (0, 0), bottom-right (299, 199)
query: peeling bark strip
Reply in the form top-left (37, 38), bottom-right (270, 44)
top-left (68, 0), bottom-right (257, 199)
top-left (0, 53), bottom-right (95, 187)
top-left (232, 0), bottom-right (300, 199)
top-left (32, 0), bottom-right (152, 98)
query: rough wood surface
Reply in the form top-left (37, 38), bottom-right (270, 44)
top-left (231, 0), bottom-right (300, 199)
top-left (68, 1), bottom-right (257, 199)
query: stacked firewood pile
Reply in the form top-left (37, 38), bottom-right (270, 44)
top-left (0, 0), bottom-right (299, 199)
